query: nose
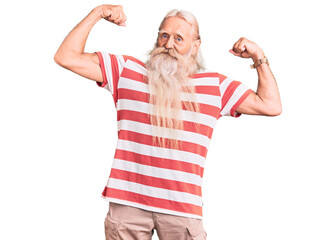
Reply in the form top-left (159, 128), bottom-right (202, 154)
top-left (164, 36), bottom-right (174, 49)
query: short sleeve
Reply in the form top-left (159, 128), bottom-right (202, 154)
top-left (95, 52), bottom-right (126, 103)
top-left (219, 73), bottom-right (254, 118)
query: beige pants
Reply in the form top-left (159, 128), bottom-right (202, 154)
top-left (105, 202), bottom-right (207, 240)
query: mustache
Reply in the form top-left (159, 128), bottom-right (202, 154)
top-left (150, 47), bottom-right (183, 61)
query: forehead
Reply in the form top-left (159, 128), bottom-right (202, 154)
top-left (160, 16), bottom-right (193, 37)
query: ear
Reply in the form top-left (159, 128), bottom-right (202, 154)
top-left (192, 39), bottom-right (201, 56)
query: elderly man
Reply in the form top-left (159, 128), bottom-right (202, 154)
top-left (54, 4), bottom-right (281, 240)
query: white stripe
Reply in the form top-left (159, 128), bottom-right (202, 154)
top-left (124, 59), bottom-right (148, 76)
top-left (221, 83), bottom-right (250, 116)
top-left (102, 197), bottom-right (203, 219)
top-left (112, 159), bottom-right (202, 186)
top-left (118, 119), bottom-right (210, 147)
top-left (219, 77), bottom-right (234, 95)
top-left (189, 76), bottom-right (219, 86)
top-left (118, 77), bottom-right (147, 92)
top-left (117, 99), bottom-right (217, 128)
top-left (101, 82), bottom-right (111, 92)
top-left (115, 55), bottom-right (126, 76)
top-left (116, 139), bottom-right (205, 168)
top-left (180, 92), bottom-right (220, 108)
top-left (124, 61), bottom-right (218, 89)
top-left (112, 159), bottom-right (202, 187)
top-left (101, 52), bottom-right (114, 93)
top-left (106, 169), bottom-right (202, 205)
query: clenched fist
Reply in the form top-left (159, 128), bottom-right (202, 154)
top-left (229, 37), bottom-right (264, 62)
top-left (100, 5), bottom-right (127, 26)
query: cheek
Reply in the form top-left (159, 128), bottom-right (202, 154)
top-left (178, 44), bottom-right (191, 55)
top-left (157, 37), bottom-right (166, 47)
top-left (156, 39), bottom-right (162, 47)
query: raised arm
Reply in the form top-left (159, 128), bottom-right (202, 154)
top-left (53, 5), bottom-right (127, 83)
top-left (229, 37), bottom-right (282, 116)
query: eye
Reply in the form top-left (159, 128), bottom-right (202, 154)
top-left (162, 33), bottom-right (168, 39)
top-left (175, 36), bottom-right (183, 42)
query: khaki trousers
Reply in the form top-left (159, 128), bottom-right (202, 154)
top-left (105, 202), bottom-right (207, 240)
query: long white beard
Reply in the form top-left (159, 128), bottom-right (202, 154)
top-left (146, 46), bottom-right (200, 149)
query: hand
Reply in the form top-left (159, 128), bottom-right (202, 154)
top-left (229, 37), bottom-right (264, 62)
top-left (100, 5), bottom-right (127, 27)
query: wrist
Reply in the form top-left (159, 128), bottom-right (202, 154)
top-left (92, 5), bottom-right (104, 21)
top-left (252, 50), bottom-right (265, 63)
top-left (250, 54), bottom-right (269, 69)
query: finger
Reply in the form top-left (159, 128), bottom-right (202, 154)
top-left (229, 49), bottom-right (240, 56)
top-left (105, 11), bottom-right (115, 21)
top-left (231, 48), bottom-right (241, 56)
top-left (232, 39), bottom-right (243, 54)
top-left (118, 14), bottom-right (127, 26)
top-left (109, 8), bottom-right (119, 20)
top-left (232, 40), bottom-right (240, 52)
top-left (237, 40), bottom-right (246, 52)
top-left (113, 13), bottom-right (123, 24)
top-left (122, 14), bottom-right (127, 23)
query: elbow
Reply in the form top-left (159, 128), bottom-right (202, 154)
top-left (54, 49), bottom-right (68, 66)
top-left (54, 53), bottom-right (69, 68)
top-left (54, 51), bottom-right (79, 67)
top-left (54, 53), bottom-right (62, 66)
top-left (267, 104), bottom-right (282, 116)
top-left (269, 108), bottom-right (282, 116)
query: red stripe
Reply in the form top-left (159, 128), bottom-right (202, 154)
top-left (218, 73), bottom-right (228, 85)
top-left (193, 85), bottom-right (219, 95)
top-left (231, 89), bottom-right (254, 117)
top-left (118, 88), bottom-right (220, 119)
top-left (120, 68), bottom-right (147, 83)
top-left (191, 72), bottom-right (219, 78)
top-left (115, 149), bottom-right (203, 177)
top-left (116, 109), bottom-right (213, 139)
top-left (221, 81), bottom-right (241, 111)
top-left (101, 187), bottom-right (202, 216)
top-left (95, 52), bottom-right (108, 88)
top-left (121, 69), bottom-right (220, 96)
top-left (117, 109), bottom-right (150, 125)
top-left (181, 100), bottom-right (219, 119)
top-left (118, 88), bottom-right (148, 102)
top-left (123, 55), bottom-right (147, 68)
top-left (109, 168), bottom-right (202, 196)
top-left (118, 130), bottom-right (208, 157)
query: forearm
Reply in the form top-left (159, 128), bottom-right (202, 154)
top-left (54, 5), bottom-right (103, 62)
top-left (253, 51), bottom-right (282, 113)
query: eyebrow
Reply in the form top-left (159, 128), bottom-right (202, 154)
top-left (176, 33), bottom-right (184, 39)
top-left (158, 30), bottom-right (166, 35)
top-left (158, 30), bottom-right (185, 39)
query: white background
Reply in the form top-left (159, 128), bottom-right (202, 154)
top-left (1, 0), bottom-right (335, 239)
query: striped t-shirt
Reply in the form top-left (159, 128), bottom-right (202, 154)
top-left (95, 51), bottom-right (253, 219)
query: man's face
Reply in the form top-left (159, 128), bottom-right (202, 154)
top-left (157, 16), bottom-right (200, 56)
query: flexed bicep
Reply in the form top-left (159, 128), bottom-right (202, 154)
top-left (55, 52), bottom-right (103, 83)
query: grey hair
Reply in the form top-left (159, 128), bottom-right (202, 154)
top-left (159, 9), bottom-right (201, 40)
top-left (157, 9), bottom-right (205, 71)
